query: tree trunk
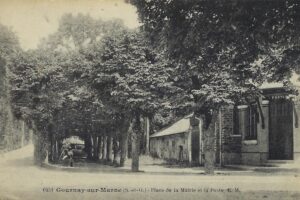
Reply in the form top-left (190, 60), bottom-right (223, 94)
top-left (46, 124), bottom-right (56, 164)
top-left (131, 131), bottom-right (141, 172)
top-left (33, 130), bottom-right (47, 166)
top-left (54, 139), bottom-right (59, 163)
top-left (203, 112), bottom-right (218, 174)
top-left (120, 120), bottom-right (131, 167)
top-left (106, 135), bottom-right (113, 162)
top-left (47, 132), bottom-right (53, 163)
top-left (144, 116), bottom-right (150, 155)
top-left (101, 136), bottom-right (107, 160)
top-left (127, 123), bottom-right (133, 159)
top-left (84, 136), bottom-right (93, 160)
top-left (113, 137), bottom-right (120, 166)
top-left (120, 130), bottom-right (128, 167)
top-left (131, 113), bottom-right (141, 172)
top-left (51, 135), bottom-right (58, 163)
top-left (127, 133), bottom-right (132, 159)
top-left (51, 136), bottom-right (56, 163)
top-left (97, 136), bottom-right (102, 160)
top-left (92, 135), bottom-right (98, 160)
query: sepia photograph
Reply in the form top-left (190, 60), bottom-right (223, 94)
top-left (0, 0), bottom-right (299, 199)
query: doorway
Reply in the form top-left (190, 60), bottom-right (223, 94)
top-left (269, 99), bottom-right (293, 160)
top-left (191, 127), bottom-right (200, 164)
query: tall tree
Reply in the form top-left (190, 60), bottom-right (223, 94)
top-left (8, 14), bottom-right (133, 165)
top-left (131, 0), bottom-right (300, 173)
top-left (39, 13), bottom-right (127, 52)
top-left (90, 30), bottom-right (181, 171)
top-left (0, 23), bottom-right (21, 151)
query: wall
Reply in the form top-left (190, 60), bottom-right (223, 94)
top-left (240, 101), bottom-right (269, 165)
top-left (294, 86), bottom-right (300, 161)
top-left (150, 96), bottom-right (298, 166)
top-left (220, 101), bottom-right (270, 166)
top-left (221, 106), bottom-right (242, 165)
top-left (150, 132), bottom-right (190, 162)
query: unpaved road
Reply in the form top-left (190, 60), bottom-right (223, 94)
top-left (0, 145), bottom-right (299, 200)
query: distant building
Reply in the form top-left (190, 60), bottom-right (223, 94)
top-left (150, 85), bottom-right (300, 166)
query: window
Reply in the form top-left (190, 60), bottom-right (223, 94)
top-left (172, 141), bottom-right (175, 148)
top-left (245, 104), bottom-right (258, 140)
top-left (236, 104), bottom-right (258, 140)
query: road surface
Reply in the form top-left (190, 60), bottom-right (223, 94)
top-left (0, 145), bottom-right (299, 200)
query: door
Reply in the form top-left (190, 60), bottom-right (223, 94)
top-left (269, 99), bottom-right (293, 160)
top-left (191, 126), bottom-right (200, 164)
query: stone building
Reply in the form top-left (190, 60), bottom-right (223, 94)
top-left (150, 114), bottom-right (195, 163)
top-left (150, 84), bottom-right (300, 166)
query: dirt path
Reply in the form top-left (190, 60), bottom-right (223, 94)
top-left (0, 145), bottom-right (299, 200)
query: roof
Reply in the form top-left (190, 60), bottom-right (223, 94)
top-left (150, 114), bottom-right (193, 138)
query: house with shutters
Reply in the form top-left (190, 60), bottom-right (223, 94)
top-left (150, 83), bottom-right (300, 166)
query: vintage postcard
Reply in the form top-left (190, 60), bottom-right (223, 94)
top-left (0, 0), bottom-right (299, 199)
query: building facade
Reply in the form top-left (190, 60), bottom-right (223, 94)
top-left (150, 86), bottom-right (300, 166)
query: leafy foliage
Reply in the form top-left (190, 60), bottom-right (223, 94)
top-left (0, 24), bottom-right (20, 58)
top-left (39, 13), bottom-right (127, 52)
top-left (132, 0), bottom-right (300, 112)
top-left (0, 23), bottom-right (20, 93)
top-left (90, 30), bottom-right (181, 117)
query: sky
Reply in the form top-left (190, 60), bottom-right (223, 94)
top-left (0, 0), bottom-right (140, 50)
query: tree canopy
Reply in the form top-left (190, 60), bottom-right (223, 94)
top-left (0, 24), bottom-right (20, 58)
top-left (8, 14), bottom-right (179, 168)
top-left (131, 0), bottom-right (300, 113)
top-left (0, 23), bottom-right (20, 92)
top-left (90, 30), bottom-right (181, 117)
top-left (6, 1), bottom-right (300, 171)
top-left (130, 0), bottom-right (300, 173)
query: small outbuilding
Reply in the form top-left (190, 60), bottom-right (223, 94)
top-left (150, 114), bottom-right (204, 164)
